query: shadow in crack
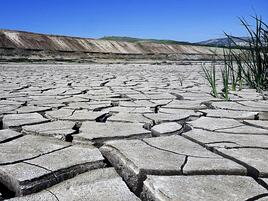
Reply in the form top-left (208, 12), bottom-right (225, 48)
top-left (95, 113), bottom-right (112, 123)
top-left (245, 193), bottom-right (268, 201)
top-left (0, 116), bottom-right (2, 130)
top-left (0, 182), bottom-right (15, 199)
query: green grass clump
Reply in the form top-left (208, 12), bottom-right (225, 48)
top-left (221, 54), bottom-right (230, 100)
top-left (202, 15), bottom-right (267, 99)
top-left (202, 62), bottom-right (218, 97)
top-left (225, 16), bottom-right (268, 91)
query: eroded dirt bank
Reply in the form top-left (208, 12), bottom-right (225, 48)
top-left (0, 30), bottom-right (221, 62)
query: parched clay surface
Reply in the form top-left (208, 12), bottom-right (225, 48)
top-left (0, 135), bottom-right (105, 196)
top-left (8, 168), bottom-right (140, 201)
top-left (141, 175), bottom-right (268, 201)
top-left (0, 64), bottom-right (267, 200)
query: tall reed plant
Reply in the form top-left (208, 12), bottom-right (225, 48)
top-left (202, 62), bottom-right (218, 97)
top-left (221, 55), bottom-right (230, 100)
top-left (225, 16), bottom-right (268, 91)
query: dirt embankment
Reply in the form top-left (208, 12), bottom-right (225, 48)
top-left (0, 29), bottom-right (221, 63)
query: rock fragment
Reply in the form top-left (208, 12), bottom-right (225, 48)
top-left (183, 129), bottom-right (268, 149)
top-left (74, 121), bottom-right (151, 145)
top-left (22, 121), bottom-right (77, 140)
top-left (8, 168), bottom-right (140, 201)
top-left (188, 117), bottom-right (268, 135)
top-left (0, 136), bottom-right (105, 196)
top-left (45, 109), bottom-right (105, 121)
top-left (199, 109), bottom-right (258, 120)
top-left (100, 135), bottom-right (245, 194)
top-left (212, 101), bottom-right (268, 112)
top-left (16, 106), bottom-right (51, 114)
top-left (2, 113), bottom-right (49, 129)
top-left (144, 111), bottom-right (196, 123)
top-left (163, 100), bottom-right (207, 110)
top-left (183, 129), bottom-right (268, 177)
top-left (151, 122), bottom-right (183, 136)
top-left (243, 120), bottom-right (268, 130)
top-left (141, 175), bottom-right (268, 201)
top-left (108, 112), bottom-right (151, 123)
top-left (0, 129), bottom-right (22, 143)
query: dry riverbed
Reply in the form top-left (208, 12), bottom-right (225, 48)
top-left (0, 63), bottom-right (268, 201)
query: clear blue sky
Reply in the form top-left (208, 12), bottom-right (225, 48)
top-left (0, 0), bottom-right (267, 42)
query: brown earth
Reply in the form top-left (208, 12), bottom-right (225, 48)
top-left (0, 29), bottom-right (221, 63)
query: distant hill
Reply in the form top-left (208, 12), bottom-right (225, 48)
top-left (99, 36), bottom-right (194, 45)
top-left (99, 36), bottom-right (244, 48)
top-left (198, 36), bottom-right (250, 47)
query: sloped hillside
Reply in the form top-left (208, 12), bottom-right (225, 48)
top-left (0, 29), bottom-right (221, 62)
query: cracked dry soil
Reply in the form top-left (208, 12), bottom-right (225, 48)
top-left (0, 63), bottom-right (268, 201)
